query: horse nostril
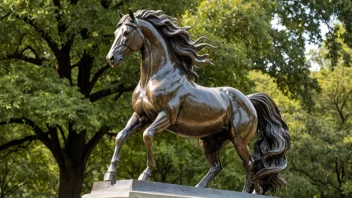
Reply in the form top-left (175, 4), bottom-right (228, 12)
top-left (109, 56), bottom-right (114, 62)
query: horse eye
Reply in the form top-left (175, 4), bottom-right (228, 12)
top-left (123, 31), bottom-right (131, 36)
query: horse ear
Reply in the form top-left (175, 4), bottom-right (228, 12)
top-left (128, 9), bottom-right (135, 21)
top-left (118, 11), bottom-right (123, 19)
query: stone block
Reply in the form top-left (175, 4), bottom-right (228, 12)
top-left (82, 180), bottom-right (276, 198)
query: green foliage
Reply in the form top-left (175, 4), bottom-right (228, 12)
top-left (183, 0), bottom-right (320, 106)
top-left (288, 66), bottom-right (352, 198)
top-left (277, 0), bottom-right (352, 68)
top-left (0, 141), bottom-right (58, 198)
top-left (250, 65), bottom-right (352, 198)
top-left (1, 64), bottom-right (101, 131)
top-left (1, 0), bottom-right (350, 197)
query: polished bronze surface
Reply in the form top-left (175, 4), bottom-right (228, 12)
top-left (104, 10), bottom-right (291, 195)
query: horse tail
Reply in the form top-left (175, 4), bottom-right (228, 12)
top-left (248, 93), bottom-right (291, 195)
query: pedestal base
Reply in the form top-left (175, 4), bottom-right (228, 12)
top-left (82, 180), bottom-right (276, 198)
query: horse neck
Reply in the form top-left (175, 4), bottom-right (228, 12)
top-left (139, 20), bottom-right (177, 87)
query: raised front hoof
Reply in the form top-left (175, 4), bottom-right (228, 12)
top-left (195, 183), bottom-right (206, 188)
top-left (104, 171), bottom-right (116, 181)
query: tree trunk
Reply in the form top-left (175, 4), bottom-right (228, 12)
top-left (58, 162), bottom-right (86, 198)
top-left (49, 126), bottom-right (106, 198)
top-left (55, 130), bottom-right (88, 198)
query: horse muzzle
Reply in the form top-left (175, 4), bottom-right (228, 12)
top-left (106, 54), bottom-right (123, 67)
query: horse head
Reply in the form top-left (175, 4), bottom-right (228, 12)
top-left (106, 10), bottom-right (144, 67)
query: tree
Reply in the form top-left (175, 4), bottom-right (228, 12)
top-left (249, 63), bottom-right (352, 197)
top-left (0, 142), bottom-right (59, 198)
top-left (0, 1), bottom-right (198, 197)
top-left (276, 0), bottom-right (352, 69)
top-left (286, 33), bottom-right (352, 197)
top-left (183, 0), bottom-right (320, 107)
top-left (248, 25), bottom-right (352, 195)
top-left (0, 0), bottom-right (327, 197)
top-left (0, 157), bottom-right (27, 198)
top-left (288, 65), bottom-right (352, 198)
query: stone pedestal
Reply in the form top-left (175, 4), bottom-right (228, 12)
top-left (82, 180), bottom-right (276, 198)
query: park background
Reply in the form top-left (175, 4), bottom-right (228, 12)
top-left (0, 0), bottom-right (351, 197)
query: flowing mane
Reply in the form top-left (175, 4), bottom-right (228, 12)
top-left (134, 10), bottom-right (213, 81)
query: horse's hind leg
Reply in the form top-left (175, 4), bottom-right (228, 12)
top-left (232, 135), bottom-right (255, 193)
top-left (196, 130), bottom-right (230, 188)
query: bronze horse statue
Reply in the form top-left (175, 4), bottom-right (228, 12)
top-left (104, 10), bottom-right (290, 195)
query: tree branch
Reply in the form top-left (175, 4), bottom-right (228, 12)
top-left (109, 0), bottom-right (124, 9)
top-left (71, 61), bottom-right (80, 68)
top-left (21, 46), bottom-right (40, 58)
top-left (0, 135), bottom-right (37, 153)
top-left (341, 162), bottom-right (345, 183)
top-left (334, 101), bottom-right (346, 124)
top-left (100, 0), bottom-right (124, 9)
top-left (291, 160), bottom-right (343, 192)
top-left (57, 125), bottom-right (67, 145)
top-left (76, 51), bottom-right (94, 96)
top-left (52, 0), bottom-right (61, 8)
top-left (83, 126), bottom-right (110, 163)
top-left (52, 0), bottom-right (66, 36)
top-left (100, 0), bottom-right (112, 9)
top-left (48, 125), bottom-right (61, 149)
top-left (2, 34), bottom-right (46, 66)
top-left (12, 12), bottom-right (60, 55)
top-left (71, 0), bottom-right (79, 5)
top-left (4, 180), bottom-right (27, 198)
top-left (0, 160), bottom-right (13, 196)
top-left (89, 84), bottom-right (136, 102)
top-left (340, 89), bottom-right (352, 123)
top-left (0, 12), bottom-right (10, 21)
top-left (85, 157), bottom-right (96, 178)
top-left (3, 51), bottom-right (45, 66)
top-left (83, 181), bottom-right (91, 191)
top-left (291, 160), bottom-right (328, 187)
top-left (45, 125), bottom-right (67, 166)
top-left (106, 132), bottom-right (117, 138)
top-left (0, 159), bottom-right (28, 197)
top-left (89, 64), bottom-right (110, 93)
top-left (113, 91), bottom-right (124, 101)
top-left (84, 167), bottom-right (95, 178)
top-left (0, 118), bottom-right (53, 151)
top-left (15, 33), bottom-right (27, 52)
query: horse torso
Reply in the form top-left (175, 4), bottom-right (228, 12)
top-left (168, 84), bottom-right (232, 138)
top-left (132, 65), bottom-right (255, 138)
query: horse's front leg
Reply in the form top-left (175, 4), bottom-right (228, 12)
top-left (104, 112), bottom-right (146, 181)
top-left (138, 111), bottom-right (171, 181)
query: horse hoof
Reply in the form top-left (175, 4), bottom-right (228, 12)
top-left (195, 183), bottom-right (206, 188)
top-left (138, 173), bottom-right (150, 181)
top-left (104, 171), bottom-right (116, 181)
